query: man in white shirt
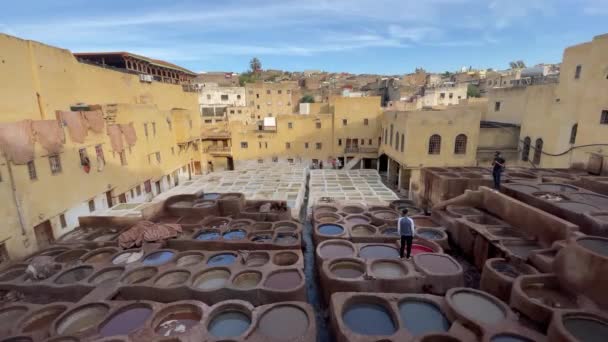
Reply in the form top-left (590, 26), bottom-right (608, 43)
top-left (397, 209), bottom-right (416, 259)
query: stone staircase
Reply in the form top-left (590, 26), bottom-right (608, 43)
top-left (343, 157), bottom-right (362, 170)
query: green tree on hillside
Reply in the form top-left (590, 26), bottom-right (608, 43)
top-left (250, 57), bottom-right (262, 74)
top-left (300, 95), bottom-right (315, 103)
top-left (467, 84), bottom-right (481, 98)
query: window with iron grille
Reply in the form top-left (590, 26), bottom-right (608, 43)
top-left (304, 142), bottom-right (309, 149)
top-left (574, 65), bottom-right (582, 79)
top-left (288, 122), bottom-right (293, 129)
top-left (316, 142), bottom-right (322, 150)
top-left (522, 137), bottom-right (531, 161)
top-left (49, 155), bottom-right (62, 174)
top-left (241, 142), bottom-right (248, 148)
top-left (533, 138), bottom-right (543, 165)
top-left (570, 124), bottom-right (578, 144)
top-left (601, 110), bottom-right (608, 124)
top-left (428, 135), bottom-right (441, 155)
top-left (27, 161), bottom-right (37, 180)
top-left (454, 134), bottom-right (467, 154)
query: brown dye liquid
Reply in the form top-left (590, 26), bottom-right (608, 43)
top-left (331, 264), bottom-right (363, 278)
top-left (523, 284), bottom-right (578, 309)
top-left (264, 271), bottom-right (302, 290)
top-left (156, 312), bottom-right (201, 337)
top-left (22, 308), bottom-right (65, 333)
top-left (259, 306), bottom-right (309, 339)
top-left (319, 244), bottom-right (355, 258)
top-left (451, 292), bottom-right (505, 324)
top-left (348, 217), bottom-right (370, 224)
top-left (416, 254), bottom-right (459, 273)
top-left (99, 307), bottom-right (152, 337)
top-left (372, 262), bottom-right (406, 278)
top-left (58, 305), bottom-right (108, 334)
top-left (85, 252), bottom-right (113, 263)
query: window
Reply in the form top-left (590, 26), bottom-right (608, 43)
top-left (384, 128), bottom-right (387, 144)
top-left (428, 134), bottom-right (441, 155)
top-left (494, 102), bottom-right (501, 112)
top-left (288, 158), bottom-right (294, 164)
top-left (305, 142), bottom-right (309, 149)
top-left (256, 94), bottom-right (260, 98)
top-left (601, 110), bottom-right (608, 124)
top-left (400, 134), bottom-right (404, 152)
top-left (221, 94), bottom-right (229, 101)
top-left (272, 156), bottom-right (278, 162)
top-left (130, 189), bottom-right (134, 198)
top-left (287, 102), bottom-right (291, 106)
top-left (167, 119), bottom-right (172, 130)
top-left (316, 122), bottom-right (321, 129)
top-left (575, 65), bottom-right (582, 79)
top-left (27, 161), bottom-right (37, 180)
top-left (361, 139), bottom-right (365, 146)
top-left (522, 137), bottom-right (531, 161)
top-left (454, 134), bottom-right (467, 154)
top-left (278, 90), bottom-right (282, 94)
top-left (238, 110), bottom-right (242, 114)
top-left (256, 105), bottom-right (260, 109)
top-left (390, 124), bottom-right (394, 146)
top-left (171, 147), bottom-right (175, 155)
top-left (533, 138), bottom-right (543, 165)
top-left (338, 139), bottom-right (342, 146)
top-left (395, 132), bottom-right (399, 150)
top-left (230, 110), bottom-right (235, 114)
top-left (151, 122), bottom-right (156, 136)
top-left (95, 145), bottom-right (105, 163)
top-left (286, 142), bottom-right (291, 149)
top-left (145, 180), bottom-right (152, 193)
top-left (288, 122), bottom-right (293, 129)
top-left (316, 142), bottom-right (322, 150)
top-left (119, 151), bottom-right (128, 165)
top-left (570, 124), bottom-right (578, 144)
top-left (449, 93), bottom-right (453, 99)
top-left (343, 119), bottom-right (348, 126)
top-left (237, 95), bottom-right (241, 100)
top-left (144, 123), bottom-right (149, 137)
top-left (59, 214), bottom-right (67, 228)
top-left (155, 152), bottom-right (161, 163)
top-left (265, 142), bottom-right (268, 149)
top-left (258, 159), bottom-right (263, 164)
top-left (241, 142), bottom-right (248, 148)
top-left (440, 93), bottom-right (445, 99)
top-left (267, 90), bottom-right (271, 95)
top-left (78, 148), bottom-right (88, 165)
top-left (49, 155), bottom-right (62, 174)
top-left (287, 89), bottom-right (291, 94)
top-left (88, 200), bottom-right (95, 212)
top-left (259, 142), bottom-right (262, 148)
top-left (204, 119), bottom-right (212, 123)
top-left (206, 94), bottom-right (212, 100)
top-left (364, 119), bottom-right (369, 126)
top-left (136, 185), bottom-right (142, 196)
top-left (369, 139), bottom-right (372, 145)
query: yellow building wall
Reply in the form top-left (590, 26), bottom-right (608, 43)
top-left (332, 96), bottom-right (383, 154)
top-left (0, 34), bottom-right (201, 259)
top-left (245, 81), bottom-right (298, 118)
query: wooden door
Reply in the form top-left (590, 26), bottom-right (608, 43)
top-left (106, 191), bottom-right (113, 208)
top-left (34, 220), bottom-right (54, 249)
top-left (194, 161), bottom-right (202, 175)
top-left (119, 193), bottom-right (127, 203)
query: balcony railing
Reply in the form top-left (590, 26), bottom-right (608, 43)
top-left (345, 147), bottom-right (379, 154)
top-left (205, 146), bottom-right (232, 154)
top-left (201, 132), bottom-right (231, 139)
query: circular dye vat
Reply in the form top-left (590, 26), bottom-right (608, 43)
top-left (413, 217), bottom-right (440, 227)
top-left (330, 262), bottom-right (364, 279)
top-left (0, 266), bottom-right (26, 281)
top-left (273, 252), bottom-right (299, 266)
top-left (451, 291), bottom-right (505, 325)
top-left (346, 215), bottom-right (371, 225)
top-left (342, 205), bottom-right (365, 214)
top-left (99, 305), bottom-right (152, 337)
top-left (416, 254), bottom-right (459, 274)
top-left (264, 270), bottom-right (302, 290)
top-left (176, 253), bottom-right (204, 267)
top-left (121, 267), bottom-right (157, 284)
top-left (155, 271), bottom-right (191, 287)
top-left (112, 250), bottom-right (144, 265)
top-left (89, 268), bottom-right (124, 285)
top-left (399, 301), bottom-right (449, 336)
top-left (54, 250), bottom-right (87, 263)
top-left (252, 222), bottom-right (272, 230)
top-left (223, 229), bottom-right (246, 240)
top-left (194, 270), bottom-right (230, 290)
top-left (319, 243), bottom-right (355, 259)
top-left (56, 304), bottom-right (109, 335)
top-left (522, 283), bottom-right (578, 309)
top-left (155, 305), bottom-right (201, 337)
top-left (412, 244), bottom-right (434, 255)
top-left (244, 252), bottom-right (269, 267)
top-left (578, 238), bottom-right (608, 257)
top-left (193, 200), bottom-right (216, 208)
top-left (491, 334), bottom-right (533, 342)
top-left (371, 261), bottom-right (407, 279)
top-left (202, 192), bottom-right (221, 200)
top-left (382, 228), bottom-right (399, 236)
top-left (143, 251), bottom-right (175, 266)
top-left (417, 229), bottom-right (444, 240)
top-left (342, 303), bottom-right (396, 336)
top-left (207, 253), bottom-right (237, 267)
top-left (259, 305), bottom-right (309, 339)
top-left (83, 249), bottom-right (116, 264)
top-left (318, 224), bottom-right (344, 235)
top-left (251, 234), bottom-right (272, 243)
top-left (359, 245), bottom-right (400, 259)
top-left (55, 266), bottom-right (94, 284)
top-left (21, 306), bottom-right (66, 334)
top-left (563, 316), bottom-right (608, 342)
top-left (232, 272), bottom-right (261, 289)
top-left (373, 210), bottom-right (399, 221)
top-left (195, 230), bottom-right (221, 241)
top-left (274, 222), bottom-right (298, 232)
top-left (0, 306), bottom-right (28, 332)
top-left (208, 311), bottom-right (251, 338)
top-left (490, 260), bottom-right (532, 278)
top-left (315, 205), bottom-right (338, 214)
top-left (352, 224), bottom-right (375, 236)
top-left (275, 233), bottom-right (298, 245)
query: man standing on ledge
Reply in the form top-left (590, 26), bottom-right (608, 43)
top-left (492, 151), bottom-right (506, 190)
top-left (398, 209), bottom-right (416, 259)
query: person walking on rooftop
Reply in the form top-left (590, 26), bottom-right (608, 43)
top-left (492, 151), bottom-right (506, 190)
top-left (398, 209), bottom-right (415, 259)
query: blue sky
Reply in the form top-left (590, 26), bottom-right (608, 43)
top-left (1, 0), bottom-right (607, 74)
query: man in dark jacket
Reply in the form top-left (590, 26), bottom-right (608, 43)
top-left (398, 209), bottom-right (416, 259)
top-left (492, 151), bottom-right (505, 190)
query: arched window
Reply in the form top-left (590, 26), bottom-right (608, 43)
top-left (384, 128), bottom-right (387, 144)
top-left (570, 124), bottom-right (578, 144)
top-left (454, 134), bottom-right (467, 154)
top-left (395, 131), bottom-right (399, 149)
top-left (390, 124), bottom-right (394, 146)
top-left (522, 137), bottom-right (531, 161)
top-left (533, 138), bottom-right (543, 165)
top-left (400, 133), bottom-right (405, 152)
top-left (428, 134), bottom-right (441, 155)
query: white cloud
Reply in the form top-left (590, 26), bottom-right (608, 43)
top-left (487, 0), bottom-right (553, 29)
top-left (388, 25), bottom-right (443, 42)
